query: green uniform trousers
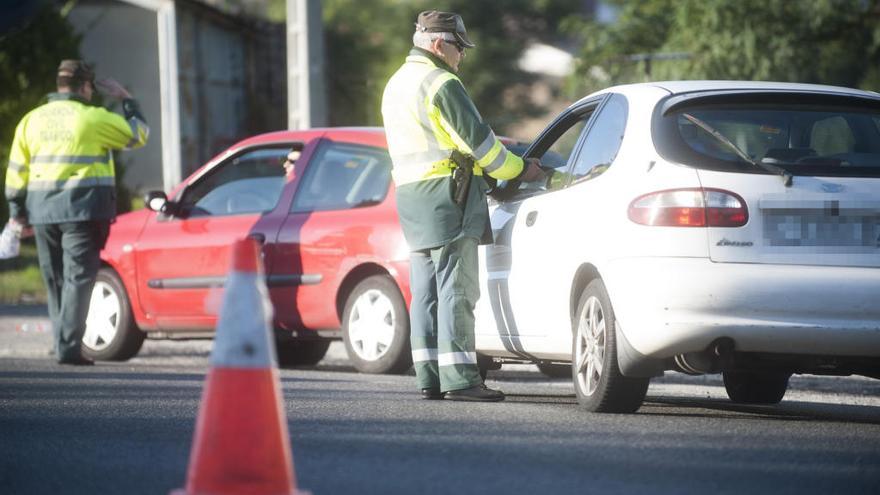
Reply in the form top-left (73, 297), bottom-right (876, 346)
top-left (33, 221), bottom-right (110, 361)
top-left (409, 236), bottom-right (483, 392)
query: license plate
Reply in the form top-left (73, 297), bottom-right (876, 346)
top-left (763, 209), bottom-right (880, 248)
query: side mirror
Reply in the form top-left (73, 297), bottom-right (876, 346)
top-left (144, 190), bottom-right (176, 215)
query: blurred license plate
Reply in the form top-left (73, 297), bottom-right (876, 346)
top-left (763, 209), bottom-right (880, 248)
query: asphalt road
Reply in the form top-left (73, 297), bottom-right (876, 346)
top-left (1, 306), bottom-right (879, 495)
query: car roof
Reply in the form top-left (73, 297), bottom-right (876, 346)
top-left (579, 80), bottom-right (880, 103)
top-left (235, 126), bottom-right (385, 146)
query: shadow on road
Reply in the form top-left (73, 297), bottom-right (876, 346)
top-left (644, 395), bottom-right (880, 425)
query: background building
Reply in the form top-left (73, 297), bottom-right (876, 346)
top-left (67, 0), bottom-right (290, 193)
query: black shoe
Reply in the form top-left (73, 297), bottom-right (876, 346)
top-left (58, 355), bottom-right (94, 366)
top-left (421, 387), bottom-right (445, 400)
top-left (444, 384), bottom-right (505, 402)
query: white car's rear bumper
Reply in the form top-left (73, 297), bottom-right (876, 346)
top-left (604, 257), bottom-right (880, 358)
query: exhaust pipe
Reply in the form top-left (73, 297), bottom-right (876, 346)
top-left (674, 338), bottom-right (735, 375)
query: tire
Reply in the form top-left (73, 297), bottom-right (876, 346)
top-left (342, 275), bottom-right (412, 374)
top-left (537, 363), bottom-right (570, 378)
top-left (572, 279), bottom-right (649, 413)
top-left (276, 339), bottom-right (331, 368)
top-left (82, 267), bottom-right (145, 361)
top-left (723, 371), bottom-right (790, 404)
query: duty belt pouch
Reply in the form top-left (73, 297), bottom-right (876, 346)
top-left (450, 150), bottom-right (474, 208)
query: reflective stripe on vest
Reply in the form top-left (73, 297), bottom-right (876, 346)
top-left (125, 117), bottom-right (150, 149)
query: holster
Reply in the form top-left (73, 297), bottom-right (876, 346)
top-left (450, 150), bottom-right (474, 207)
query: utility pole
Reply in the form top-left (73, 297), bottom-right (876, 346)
top-left (286, 0), bottom-right (327, 129)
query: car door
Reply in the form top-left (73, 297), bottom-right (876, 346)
top-left (270, 139), bottom-right (395, 333)
top-left (134, 145), bottom-right (290, 330)
top-left (476, 94), bottom-right (630, 358)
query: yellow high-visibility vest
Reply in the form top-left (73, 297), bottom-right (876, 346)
top-left (5, 93), bottom-right (149, 223)
top-left (381, 50), bottom-right (523, 187)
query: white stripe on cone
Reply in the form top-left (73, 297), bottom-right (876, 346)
top-left (209, 270), bottom-right (277, 369)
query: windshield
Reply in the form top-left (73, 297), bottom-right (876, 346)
top-left (653, 96), bottom-right (880, 178)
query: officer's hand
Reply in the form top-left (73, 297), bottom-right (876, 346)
top-left (10, 217), bottom-right (33, 239)
top-left (519, 158), bottom-right (546, 182)
top-left (95, 78), bottom-right (132, 100)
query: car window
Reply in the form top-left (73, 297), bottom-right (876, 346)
top-left (291, 142), bottom-right (392, 213)
top-left (810, 116), bottom-right (856, 156)
top-left (656, 94), bottom-right (880, 177)
top-left (570, 93), bottom-right (628, 182)
top-left (502, 109), bottom-right (596, 199)
top-left (178, 147), bottom-right (289, 218)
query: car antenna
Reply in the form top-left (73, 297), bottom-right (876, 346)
top-left (681, 113), bottom-right (793, 187)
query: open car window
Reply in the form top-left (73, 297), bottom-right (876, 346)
top-left (493, 102), bottom-right (600, 201)
top-left (178, 146), bottom-right (290, 218)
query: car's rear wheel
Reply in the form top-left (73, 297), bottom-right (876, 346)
top-left (82, 267), bottom-right (145, 361)
top-left (723, 371), bottom-right (791, 404)
top-left (572, 280), bottom-right (649, 413)
top-left (276, 339), bottom-right (331, 367)
top-left (342, 275), bottom-right (412, 374)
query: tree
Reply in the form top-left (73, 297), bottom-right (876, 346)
top-left (567, 0), bottom-right (880, 94)
top-left (0, 2), bottom-right (81, 225)
top-left (321, 0), bottom-right (585, 131)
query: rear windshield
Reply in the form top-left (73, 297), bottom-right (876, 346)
top-left (652, 92), bottom-right (880, 178)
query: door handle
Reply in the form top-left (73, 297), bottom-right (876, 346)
top-left (248, 232), bottom-right (266, 244)
top-left (525, 211), bottom-right (538, 227)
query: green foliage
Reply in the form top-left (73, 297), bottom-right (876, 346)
top-left (0, 241), bottom-right (46, 304)
top-left (568, 0), bottom-right (880, 95)
top-left (321, 0), bottom-right (584, 131)
top-left (0, 4), bottom-right (81, 225)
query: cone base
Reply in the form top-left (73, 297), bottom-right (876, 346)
top-left (170, 488), bottom-right (311, 495)
top-left (177, 368), bottom-right (303, 495)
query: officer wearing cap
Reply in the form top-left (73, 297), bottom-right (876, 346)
top-left (4, 60), bottom-right (149, 365)
top-left (381, 11), bottom-right (545, 401)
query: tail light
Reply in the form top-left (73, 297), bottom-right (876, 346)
top-left (628, 188), bottom-right (748, 227)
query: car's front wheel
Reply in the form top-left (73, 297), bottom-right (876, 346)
top-left (572, 279), bottom-right (649, 413)
top-left (342, 275), bottom-right (412, 374)
top-left (82, 267), bottom-right (145, 361)
top-left (723, 371), bottom-right (791, 404)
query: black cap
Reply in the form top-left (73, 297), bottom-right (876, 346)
top-left (57, 59), bottom-right (95, 85)
top-left (415, 10), bottom-right (475, 48)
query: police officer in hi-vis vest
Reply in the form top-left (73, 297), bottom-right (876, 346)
top-left (5, 60), bottom-right (149, 365)
top-left (381, 11), bottom-right (546, 401)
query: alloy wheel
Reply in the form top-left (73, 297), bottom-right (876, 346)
top-left (574, 295), bottom-right (606, 396)
top-left (347, 288), bottom-right (396, 362)
top-left (83, 280), bottom-right (121, 352)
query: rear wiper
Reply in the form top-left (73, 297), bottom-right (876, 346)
top-left (682, 113), bottom-right (793, 187)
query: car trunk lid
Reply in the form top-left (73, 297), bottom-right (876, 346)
top-left (698, 171), bottom-right (880, 267)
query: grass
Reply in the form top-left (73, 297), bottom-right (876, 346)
top-left (0, 240), bottom-right (47, 304)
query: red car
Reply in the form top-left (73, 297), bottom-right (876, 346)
top-left (84, 128), bottom-right (413, 373)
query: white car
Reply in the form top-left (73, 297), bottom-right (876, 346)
top-left (474, 81), bottom-right (880, 412)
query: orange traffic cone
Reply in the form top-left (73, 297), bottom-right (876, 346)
top-left (171, 238), bottom-right (308, 495)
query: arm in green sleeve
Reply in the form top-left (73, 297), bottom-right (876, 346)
top-left (433, 79), bottom-right (523, 180)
